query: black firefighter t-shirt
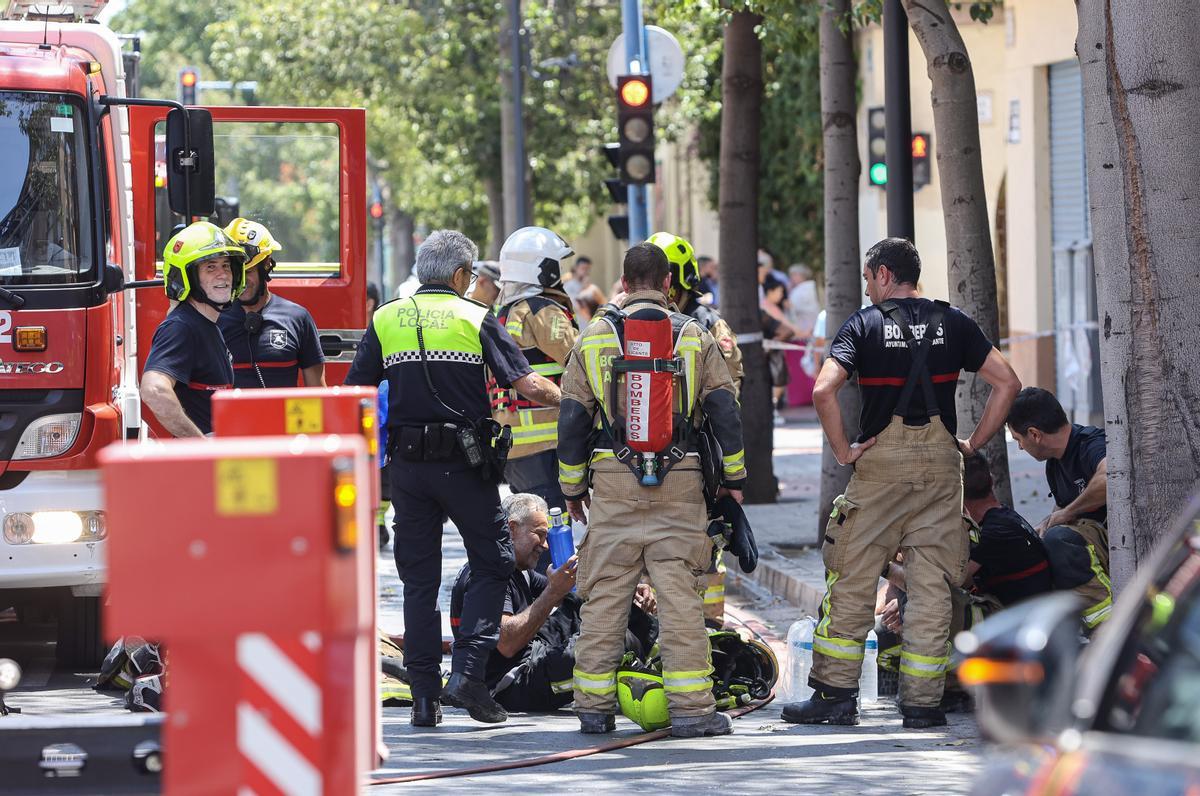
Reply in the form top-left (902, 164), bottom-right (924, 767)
top-left (218, 296), bottom-right (325, 388)
top-left (143, 301), bottom-right (234, 435)
top-left (830, 297), bottom-right (994, 441)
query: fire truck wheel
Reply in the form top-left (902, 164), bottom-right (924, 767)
top-left (55, 596), bottom-right (105, 670)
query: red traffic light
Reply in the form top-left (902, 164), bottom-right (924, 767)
top-left (619, 78), bottom-right (651, 108)
top-left (912, 134), bottom-right (929, 159)
top-left (180, 69), bottom-right (198, 88)
top-left (369, 201), bottom-right (384, 220)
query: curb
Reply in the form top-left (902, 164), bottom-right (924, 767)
top-left (723, 547), bottom-right (824, 619)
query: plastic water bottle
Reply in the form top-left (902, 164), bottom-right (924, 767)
top-left (784, 617), bottom-right (815, 702)
top-left (859, 629), bottom-right (879, 705)
top-left (546, 508), bottom-right (575, 591)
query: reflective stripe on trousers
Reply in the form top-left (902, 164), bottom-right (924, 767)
top-left (573, 668), bottom-right (616, 695)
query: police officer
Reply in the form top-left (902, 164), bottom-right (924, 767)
top-left (558, 242), bottom-right (748, 739)
top-left (490, 226), bottom-right (578, 521)
top-left (783, 237), bottom-right (1021, 729)
top-left (218, 219), bottom-right (326, 388)
top-left (140, 222), bottom-right (247, 437)
top-left (648, 231), bottom-right (743, 626)
top-left (345, 229), bottom-right (561, 728)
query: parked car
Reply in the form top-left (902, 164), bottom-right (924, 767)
top-left (959, 494), bottom-right (1200, 795)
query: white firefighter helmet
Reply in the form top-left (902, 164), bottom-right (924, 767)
top-left (498, 226), bottom-right (573, 289)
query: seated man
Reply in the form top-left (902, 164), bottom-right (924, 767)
top-left (1007, 387), bottom-right (1112, 630)
top-left (449, 493), bottom-right (656, 712)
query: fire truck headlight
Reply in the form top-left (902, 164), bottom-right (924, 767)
top-left (30, 512), bottom-right (84, 544)
top-left (13, 413), bottom-right (81, 460)
top-left (79, 511), bottom-right (107, 541)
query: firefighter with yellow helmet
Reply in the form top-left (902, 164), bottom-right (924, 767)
top-left (218, 218), bottom-right (326, 388)
top-left (558, 242), bottom-right (747, 738)
top-left (489, 226), bottom-right (579, 523)
top-left (140, 221), bottom-right (247, 437)
top-left (647, 231), bottom-right (743, 627)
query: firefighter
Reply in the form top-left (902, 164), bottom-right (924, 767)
top-left (558, 242), bottom-right (747, 738)
top-left (218, 219), bottom-right (326, 388)
top-left (784, 237), bottom-right (1020, 729)
top-left (344, 229), bottom-right (561, 728)
top-left (140, 221), bottom-right (247, 437)
top-left (648, 231), bottom-right (743, 627)
top-left (489, 227), bottom-right (578, 524)
top-left (1006, 386), bottom-right (1112, 630)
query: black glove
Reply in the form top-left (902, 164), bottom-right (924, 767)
top-left (711, 494), bottom-right (758, 573)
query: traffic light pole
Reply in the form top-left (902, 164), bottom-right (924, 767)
top-left (883, 0), bottom-right (914, 241)
top-left (622, 0), bottom-right (650, 244)
top-left (510, 0), bottom-right (529, 231)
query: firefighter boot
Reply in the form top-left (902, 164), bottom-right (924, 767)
top-left (441, 673), bottom-right (508, 724)
top-left (901, 704), bottom-right (947, 729)
top-left (411, 697), bottom-right (442, 727)
top-left (670, 710), bottom-right (734, 738)
top-left (780, 691), bottom-right (859, 726)
top-left (578, 712), bottom-right (617, 734)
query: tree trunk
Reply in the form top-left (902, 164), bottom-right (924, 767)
top-left (902, 0), bottom-right (1011, 504)
top-left (817, 0), bottom-right (862, 542)
top-left (499, 0), bottom-right (528, 239)
top-left (718, 11), bottom-right (775, 504)
top-left (1076, 0), bottom-right (1200, 587)
top-left (483, 175), bottom-right (505, 260)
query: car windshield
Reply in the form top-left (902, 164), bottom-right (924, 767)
top-left (0, 91), bottom-right (94, 286)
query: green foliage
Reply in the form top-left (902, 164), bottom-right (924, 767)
top-left (851, 0), bottom-right (999, 27)
top-left (654, 1), bottom-right (824, 270)
top-left (114, 0), bottom-right (622, 252)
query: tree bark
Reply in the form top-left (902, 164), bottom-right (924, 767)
top-left (817, 0), bottom-right (862, 541)
top-left (483, 175), bottom-right (505, 260)
top-left (902, 0), bottom-right (1011, 504)
top-left (1077, 0), bottom-right (1200, 587)
top-left (718, 10), bottom-right (775, 504)
top-left (499, 0), bottom-right (528, 239)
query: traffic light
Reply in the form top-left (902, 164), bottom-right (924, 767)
top-left (179, 66), bottom-right (199, 105)
top-left (911, 131), bottom-right (932, 190)
top-left (616, 74), bottom-right (655, 185)
top-left (867, 106), bottom-right (887, 187)
top-left (601, 142), bottom-right (628, 241)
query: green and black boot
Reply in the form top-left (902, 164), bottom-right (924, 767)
top-left (781, 691), bottom-right (859, 726)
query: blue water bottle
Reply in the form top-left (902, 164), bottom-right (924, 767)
top-left (547, 508), bottom-right (575, 588)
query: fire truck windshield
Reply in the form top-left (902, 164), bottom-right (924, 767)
top-left (0, 91), bottom-right (95, 286)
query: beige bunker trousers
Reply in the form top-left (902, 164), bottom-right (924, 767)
top-left (811, 416), bottom-right (968, 708)
top-left (573, 463), bottom-right (715, 717)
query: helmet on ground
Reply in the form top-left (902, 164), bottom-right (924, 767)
top-left (617, 660), bottom-right (671, 732)
top-left (126, 673), bottom-right (163, 713)
top-left (162, 221), bottom-right (247, 304)
top-left (647, 231), bottom-right (700, 294)
top-left (224, 217), bottom-right (282, 272)
top-left (709, 630), bottom-right (778, 701)
top-left (499, 226), bottom-right (573, 289)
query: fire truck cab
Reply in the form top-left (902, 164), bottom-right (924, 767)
top-left (0, 0), bottom-right (366, 666)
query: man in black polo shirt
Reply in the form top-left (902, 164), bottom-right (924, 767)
top-left (449, 492), bottom-right (658, 712)
top-left (1007, 387), bottom-right (1112, 629)
top-left (141, 222), bottom-right (247, 437)
top-left (784, 237), bottom-right (1021, 730)
top-left (219, 219), bottom-right (325, 388)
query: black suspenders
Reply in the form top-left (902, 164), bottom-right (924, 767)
top-left (878, 300), bottom-right (949, 420)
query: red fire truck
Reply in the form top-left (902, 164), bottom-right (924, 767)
top-left (0, 0), bottom-right (367, 666)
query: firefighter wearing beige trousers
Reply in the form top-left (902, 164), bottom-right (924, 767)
top-left (783, 238), bottom-right (1020, 730)
top-left (557, 243), bottom-right (748, 739)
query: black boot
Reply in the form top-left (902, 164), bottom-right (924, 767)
top-left (900, 704), bottom-right (947, 729)
top-left (781, 691), bottom-right (859, 726)
top-left (411, 696), bottom-right (442, 727)
top-left (441, 673), bottom-right (507, 724)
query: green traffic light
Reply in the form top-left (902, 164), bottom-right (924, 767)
top-left (870, 162), bottom-right (888, 186)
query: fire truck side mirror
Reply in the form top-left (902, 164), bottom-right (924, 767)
top-left (103, 263), bottom-right (125, 295)
top-left (165, 107), bottom-right (216, 218)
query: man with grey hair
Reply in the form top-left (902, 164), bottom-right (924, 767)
top-left (347, 229), bottom-right (562, 728)
top-left (449, 492), bottom-right (658, 713)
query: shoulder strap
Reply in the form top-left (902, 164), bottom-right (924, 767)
top-left (878, 299), bottom-right (948, 419)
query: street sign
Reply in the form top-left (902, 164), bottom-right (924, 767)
top-left (606, 26), bottom-right (684, 104)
